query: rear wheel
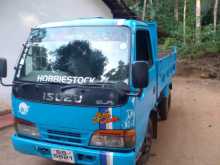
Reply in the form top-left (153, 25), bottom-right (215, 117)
top-left (159, 91), bottom-right (171, 120)
top-left (136, 119), bottom-right (153, 165)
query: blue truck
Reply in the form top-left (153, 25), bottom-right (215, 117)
top-left (0, 18), bottom-right (176, 165)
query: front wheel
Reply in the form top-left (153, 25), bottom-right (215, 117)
top-left (136, 119), bottom-right (153, 165)
top-left (159, 91), bottom-right (171, 120)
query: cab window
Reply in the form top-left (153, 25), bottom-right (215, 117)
top-left (136, 30), bottom-right (152, 65)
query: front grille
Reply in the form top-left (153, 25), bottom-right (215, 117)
top-left (48, 130), bottom-right (81, 138)
top-left (41, 128), bottom-right (87, 146)
top-left (47, 135), bottom-right (82, 143)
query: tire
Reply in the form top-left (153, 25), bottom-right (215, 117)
top-left (159, 91), bottom-right (171, 121)
top-left (136, 119), bottom-right (153, 165)
top-left (151, 111), bottom-right (158, 139)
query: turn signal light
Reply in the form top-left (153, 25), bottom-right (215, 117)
top-left (14, 118), bottom-right (39, 138)
top-left (90, 129), bottom-right (135, 148)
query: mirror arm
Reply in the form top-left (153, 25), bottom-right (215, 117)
top-left (0, 78), bottom-right (13, 87)
top-left (137, 88), bottom-right (143, 97)
top-left (126, 88), bottom-right (143, 97)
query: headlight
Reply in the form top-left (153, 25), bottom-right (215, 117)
top-left (15, 118), bottom-right (39, 138)
top-left (90, 129), bottom-right (135, 149)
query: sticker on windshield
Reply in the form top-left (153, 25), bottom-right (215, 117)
top-left (120, 43), bottom-right (127, 50)
top-left (37, 75), bottom-right (95, 84)
top-left (117, 19), bottom-right (125, 26)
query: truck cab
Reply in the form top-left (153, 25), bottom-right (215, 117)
top-left (0, 18), bottom-right (176, 165)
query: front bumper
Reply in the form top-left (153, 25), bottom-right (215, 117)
top-left (11, 135), bottom-right (136, 165)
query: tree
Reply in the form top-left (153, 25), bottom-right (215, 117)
top-left (142, 0), bottom-right (147, 20)
top-left (104, 61), bottom-right (129, 81)
top-left (174, 0), bottom-right (179, 22)
top-left (213, 0), bottom-right (219, 33)
top-left (183, 0), bottom-right (187, 44)
top-left (195, 0), bottom-right (201, 43)
top-left (148, 0), bottom-right (155, 19)
top-left (126, 0), bottom-right (219, 57)
top-left (54, 40), bottom-right (107, 79)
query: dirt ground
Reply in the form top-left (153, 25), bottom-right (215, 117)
top-left (0, 76), bottom-right (220, 165)
top-left (148, 76), bottom-right (220, 165)
top-left (177, 53), bottom-right (220, 80)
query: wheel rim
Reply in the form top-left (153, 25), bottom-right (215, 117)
top-left (137, 121), bottom-right (153, 164)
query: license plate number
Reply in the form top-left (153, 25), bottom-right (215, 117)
top-left (51, 148), bottom-right (75, 163)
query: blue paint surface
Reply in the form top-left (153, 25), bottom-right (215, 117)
top-left (11, 18), bottom-right (176, 165)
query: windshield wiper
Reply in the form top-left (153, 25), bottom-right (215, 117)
top-left (105, 82), bottom-right (142, 97)
top-left (14, 81), bottom-right (63, 88)
top-left (14, 81), bottom-right (141, 96)
top-left (60, 82), bottom-right (131, 93)
top-left (14, 81), bottom-right (38, 87)
top-left (60, 82), bottom-right (110, 91)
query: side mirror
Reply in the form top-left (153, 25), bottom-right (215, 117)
top-left (0, 58), bottom-right (7, 78)
top-left (132, 61), bottom-right (149, 88)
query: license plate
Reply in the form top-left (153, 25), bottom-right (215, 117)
top-left (51, 148), bottom-right (75, 163)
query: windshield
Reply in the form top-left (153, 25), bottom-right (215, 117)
top-left (16, 26), bottom-right (130, 85)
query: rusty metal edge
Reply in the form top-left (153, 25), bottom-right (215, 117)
top-left (0, 123), bottom-right (14, 131)
top-left (0, 109), bottom-right (11, 116)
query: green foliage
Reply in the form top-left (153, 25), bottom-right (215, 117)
top-left (126, 0), bottom-right (220, 58)
top-left (55, 40), bottom-right (107, 78)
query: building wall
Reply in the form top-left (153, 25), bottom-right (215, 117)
top-left (0, 0), bottom-right (112, 107)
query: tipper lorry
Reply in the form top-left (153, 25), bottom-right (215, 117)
top-left (0, 18), bottom-right (176, 165)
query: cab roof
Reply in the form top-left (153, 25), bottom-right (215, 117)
top-left (34, 18), bottom-right (156, 29)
